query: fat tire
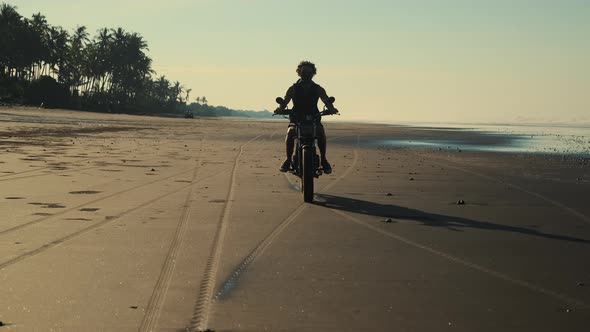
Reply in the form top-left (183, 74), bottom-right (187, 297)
top-left (302, 147), bottom-right (314, 202)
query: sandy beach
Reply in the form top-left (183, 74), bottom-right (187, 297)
top-left (1, 106), bottom-right (589, 331)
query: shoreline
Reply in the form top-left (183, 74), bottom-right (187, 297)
top-left (3, 106), bottom-right (589, 158)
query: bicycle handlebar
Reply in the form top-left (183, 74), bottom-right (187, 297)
top-left (273, 96), bottom-right (339, 117)
top-left (272, 109), bottom-right (338, 118)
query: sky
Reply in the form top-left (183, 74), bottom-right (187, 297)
top-left (6, 0), bottom-right (590, 124)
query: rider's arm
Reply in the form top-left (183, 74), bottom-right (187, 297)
top-left (318, 86), bottom-right (337, 113)
top-left (280, 86), bottom-right (295, 110)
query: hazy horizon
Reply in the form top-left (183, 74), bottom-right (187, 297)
top-left (6, 0), bottom-right (590, 125)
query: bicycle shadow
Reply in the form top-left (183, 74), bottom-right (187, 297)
top-left (313, 194), bottom-right (590, 244)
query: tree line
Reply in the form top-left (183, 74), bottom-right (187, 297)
top-left (0, 3), bottom-right (212, 115)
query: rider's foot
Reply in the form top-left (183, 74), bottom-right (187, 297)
top-left (321, 159), bottom-right (332, 174)
top-left (279, 158), bottom-right (291, 172)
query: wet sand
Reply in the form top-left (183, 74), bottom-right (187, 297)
top-left (0, 106), bottom-right (589, 331)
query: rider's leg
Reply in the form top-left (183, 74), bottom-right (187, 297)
top-left (286, 126), bottom-right (295, 159)
top-left (317, 125), bottom-right (327, 161)
top-left (317, 125), bottom-right (332, 174)
top-left (280, 126), bottom-right (296, 172)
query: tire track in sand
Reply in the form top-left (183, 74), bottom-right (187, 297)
top-left (328, 208), bottom-right (590, 310)
top-left (186, 134), bottom-right (266, 332)
top-left (215, 147), bottom-right (359, 300)
top-left (138, 138), bottom-right (206, 332)
top-left (0, 165), bottom-right (233, 271)
top-left (139, 132), bottom-right (268, 332)
top-left (0, 137), bottom-right (210, 236)
top-left (187, 137), bottom-right (360, 332)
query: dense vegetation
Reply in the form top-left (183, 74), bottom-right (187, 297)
top-left (0, 3), bottom-right (270, 118)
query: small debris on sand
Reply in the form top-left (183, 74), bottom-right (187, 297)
top-left (384, 218), bottom-right (393, 223)
top-left (457, 199), bottom-right (465, 205)
top-left (409, 177), bottom-right (414, 181)
top-left (386, 193), bottom-right (393, 196)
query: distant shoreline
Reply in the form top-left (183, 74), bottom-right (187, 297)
top-left (2, 105), bottom-right (588, 158)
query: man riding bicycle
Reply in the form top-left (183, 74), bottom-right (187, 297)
top-left (275, 61), bottom-right (338, 174)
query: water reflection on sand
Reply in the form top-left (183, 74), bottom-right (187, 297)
top-left (380, 123), bottom-right (590, 156)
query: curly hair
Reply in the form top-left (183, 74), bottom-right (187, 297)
top-left (296, 60), bottom-right (317, 75)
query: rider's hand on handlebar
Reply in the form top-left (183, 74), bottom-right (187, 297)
top-left (274, 107), bottom-right (287, 115)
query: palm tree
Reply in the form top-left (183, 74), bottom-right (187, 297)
top-left (185, 88), bottom-right (192, 104)
top-left (57, 25), bottom-right (88, 92)
top-left (171, 81), bottom-right (184, 104)
top-left (43, 25), bottom-right (68, 80)
top-left (106, 28), bottom-right (151, 104)
top-left (154, 75), bottom-right (170, 106)
top-left (29, 13), bottom-right (50, 79)
top-left (95, 28), bottom-right (113, 94)
top-left (0, 3), bottom-right (22, 77)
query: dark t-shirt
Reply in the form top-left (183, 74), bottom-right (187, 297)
top-left (291, 80), bottom-right (321, 122)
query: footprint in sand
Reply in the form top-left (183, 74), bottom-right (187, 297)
top-left (28, 202), bottom-right (66, 208)
top-left (79, 208), bottom-right (100, 212)
top-left (208, 199), bottom-right (226, 203)
top-left (69, 191), bottom-right (102, 194)
top-left (44, 203), bottom-right (66, 208)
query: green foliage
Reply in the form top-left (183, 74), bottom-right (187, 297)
top-left (0, 2), bottom-right (271, 118)
top-left (0, 3), bottom-right (189, 114)
top-left (186, 102), bottom-right (272, 118)
top-left (24, 75), bottom-right (70, 108)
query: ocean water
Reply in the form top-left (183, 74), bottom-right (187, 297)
top-left (380, 123), bottom-right (590, 157)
